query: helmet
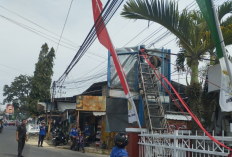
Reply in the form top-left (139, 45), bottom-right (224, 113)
top-left (41, 120), bottom-right (45, 124)
top-left (114, 132), bottom-right (129, 148)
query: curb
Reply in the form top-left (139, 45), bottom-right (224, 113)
top-left (55, 145), bottom-right (111, 155)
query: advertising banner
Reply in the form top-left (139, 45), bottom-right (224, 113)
top-left (27, 124), bottom-right (40, 133)
top-left (76, 96), bottom-right (106, 111)
top-left (6, 104), bottom-right (14, 115)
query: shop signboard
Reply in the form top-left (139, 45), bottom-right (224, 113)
top-left (6, 104), bottom-right (14, 115)
top-left (76, 96), bottom-right (106, 111)
top-left (27, 124), bottom-right (40, 133)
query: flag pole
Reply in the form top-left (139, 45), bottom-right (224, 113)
top-left (211, 0), bottom-right (232, 85)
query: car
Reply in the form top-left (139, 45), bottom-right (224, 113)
top-left (8, 120), bottom-right (15, 126)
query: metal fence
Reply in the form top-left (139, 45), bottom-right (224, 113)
top-left (138, 130), bottom-right (232, 157)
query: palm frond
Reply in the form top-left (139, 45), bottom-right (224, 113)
top-left (217, 1), bottom-right (232, 22)
top-left (121, 0), bottom-right (194, 54)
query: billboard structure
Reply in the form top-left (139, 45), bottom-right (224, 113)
top-left (76, 96), bottom-right (106, 111)
top-left (6, 104), bottom-right (14, 115)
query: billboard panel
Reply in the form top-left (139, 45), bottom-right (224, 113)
top-left (76, 96), bottom-right (106, 111)
top-left (6, 104), bottom-right (14, 115)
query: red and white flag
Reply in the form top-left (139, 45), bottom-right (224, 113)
top-left (92, 0), bottom-right (140, 127)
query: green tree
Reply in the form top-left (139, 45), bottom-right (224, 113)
top-left (29, 43), bottom-right (55, 116)
top-left (121, 0), bottom-right (232, 130)
top-left (3, 74), bottom-right (32, 109)
top-left (121, 0), bottom-right (232, 84)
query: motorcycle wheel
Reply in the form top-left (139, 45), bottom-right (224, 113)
top-left (63, 139), bottom-right (68, 145)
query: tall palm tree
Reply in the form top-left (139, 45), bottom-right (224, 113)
top-left (121, 0), bottom-right (232, 85)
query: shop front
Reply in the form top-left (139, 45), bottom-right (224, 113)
top-left (75, 95), bottom-right (106, 147)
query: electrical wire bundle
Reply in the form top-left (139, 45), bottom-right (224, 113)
top-left (56, 0), bottom-right (124, 86)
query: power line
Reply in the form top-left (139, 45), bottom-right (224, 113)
top-left (56, 0), bottom-right (73, 54)
top-left (0, 14), bottom-right (106, 62)
top-left (56, 0), bottom-right (124, 85)
top-left (0, 64), bottom-right (29, 74)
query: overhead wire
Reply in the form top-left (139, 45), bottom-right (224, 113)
top-left (55, 0), bottom-right (74, 54)
top-left (56, 0), bottom-right (124, 86)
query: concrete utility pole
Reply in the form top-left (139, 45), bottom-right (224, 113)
top-left (47, 81), bottom-right (56, 140)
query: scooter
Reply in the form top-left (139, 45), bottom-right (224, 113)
top-left (52, 129), bottom-right (68, 146)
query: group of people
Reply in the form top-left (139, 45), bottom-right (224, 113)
top-left (15, 118), bottom-right (130, 157)
top-left (69, 122), bottom-right (90, 153)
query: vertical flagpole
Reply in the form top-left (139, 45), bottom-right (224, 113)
top-left (211, 0), bottom-right (232, 85)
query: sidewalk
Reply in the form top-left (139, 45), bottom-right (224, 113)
top-left (27, 134), bottom-right (111, 155)
top-left (56, 144), bottom-right (111, 155)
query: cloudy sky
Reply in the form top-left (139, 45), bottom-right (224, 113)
top-left (0, 0), bottom-right (228, 110)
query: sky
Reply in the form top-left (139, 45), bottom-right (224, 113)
top-left (0, 0), bottom-right (229, 110)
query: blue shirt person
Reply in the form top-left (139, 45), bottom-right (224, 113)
top-left (110, 146), bottom-right (129, 157)
top-left (75, 132), bottom-right (85, 153)
top-left (39, 126), bottom-right (46, 135)
top-left (70, 125), bottom-right (78, 150)
top-left (38, 121), bottom-right (46, 147)
top-left (84, 122), bottom-right (90, 146)
top-left (110, 132), bottom-right (129, 157)
top-left (84, 123), bottom-right (90, 136)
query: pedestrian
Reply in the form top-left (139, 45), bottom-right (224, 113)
top-left (75, 132), bottom-right (85, 153)
top-left (70, 124), bottom-right (78, 150)
top-left (84, 122), bottom-right (90, 146)
top-left (110, 132), bottom-right (129, 157)
top-left (38, 120), bottom-right (46, 147)
top-left (16, 119), bottom-right (28, 157)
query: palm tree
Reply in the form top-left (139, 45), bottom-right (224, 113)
top-left (121, 0), bottom-right (232, 85)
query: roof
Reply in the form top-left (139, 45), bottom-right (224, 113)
top-left (165, 114), bottom-right (192, 121)
top-left (81, 81), bottom-right (107, 96)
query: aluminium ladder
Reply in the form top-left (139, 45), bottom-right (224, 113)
top-left (138, 56), bottom-right (167, 133)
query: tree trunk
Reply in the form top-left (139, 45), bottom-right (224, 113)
top-left (190, 60), bottom-right (199, 84)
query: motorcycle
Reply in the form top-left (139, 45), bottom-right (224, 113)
top-left (52, 128), bottom-right (68, 146)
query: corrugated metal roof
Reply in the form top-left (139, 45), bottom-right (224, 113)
top-left (165, 114), bottom-right (192, 121)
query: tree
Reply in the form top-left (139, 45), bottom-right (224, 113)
top-left (29, 43), bottom-right (55, 116)
top-left (3, 74), bottom-right (32, 109)
top-left (121, 0), bottom-right (232, 130)
top-left (121, 0), bottom-right (232, 84)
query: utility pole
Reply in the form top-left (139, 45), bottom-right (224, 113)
top-left (45, 90), bottom-right (49, 125)
top-left (56, 85), bottom-right (66, 98)
top-left (47, 81), bottom-right (56, 140)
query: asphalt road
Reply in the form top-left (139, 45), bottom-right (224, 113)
top-left (0, 126), bottom-right (108, 157)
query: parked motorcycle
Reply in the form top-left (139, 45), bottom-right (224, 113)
top-left (52, 128), bottom-right (68, 146)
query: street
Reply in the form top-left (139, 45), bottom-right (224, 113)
top-left (0, 126), bottom-right (108, 157)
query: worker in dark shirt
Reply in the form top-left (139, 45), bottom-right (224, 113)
top-left (38, 120), bottom-right (46, 147)
top-left (16, 119), bottom-right (28, 157)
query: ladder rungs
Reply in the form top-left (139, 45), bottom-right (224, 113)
top-left (140, 63), bottom-right (149, 66)
top-left (140, 72), bottom-right (154, 75)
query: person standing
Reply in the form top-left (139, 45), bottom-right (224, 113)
top-left (75, 132), bottom-right (85, 153)
top-left (110, 132), bottom-right (129, 157)
top-left (16, 119), bottom-right (28, 157)
top-left (84, 122), bottom-right (90, 146)
top-left (38, 120), bottom-right (46, 147)
top-left (70, 125), bottom-right (77, 150)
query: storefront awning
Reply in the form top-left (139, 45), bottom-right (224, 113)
top-left (93, 112), bottom-right (106, 116)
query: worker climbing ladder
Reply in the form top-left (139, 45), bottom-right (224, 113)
top-left (138, 54), bottom-right (167, 133)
